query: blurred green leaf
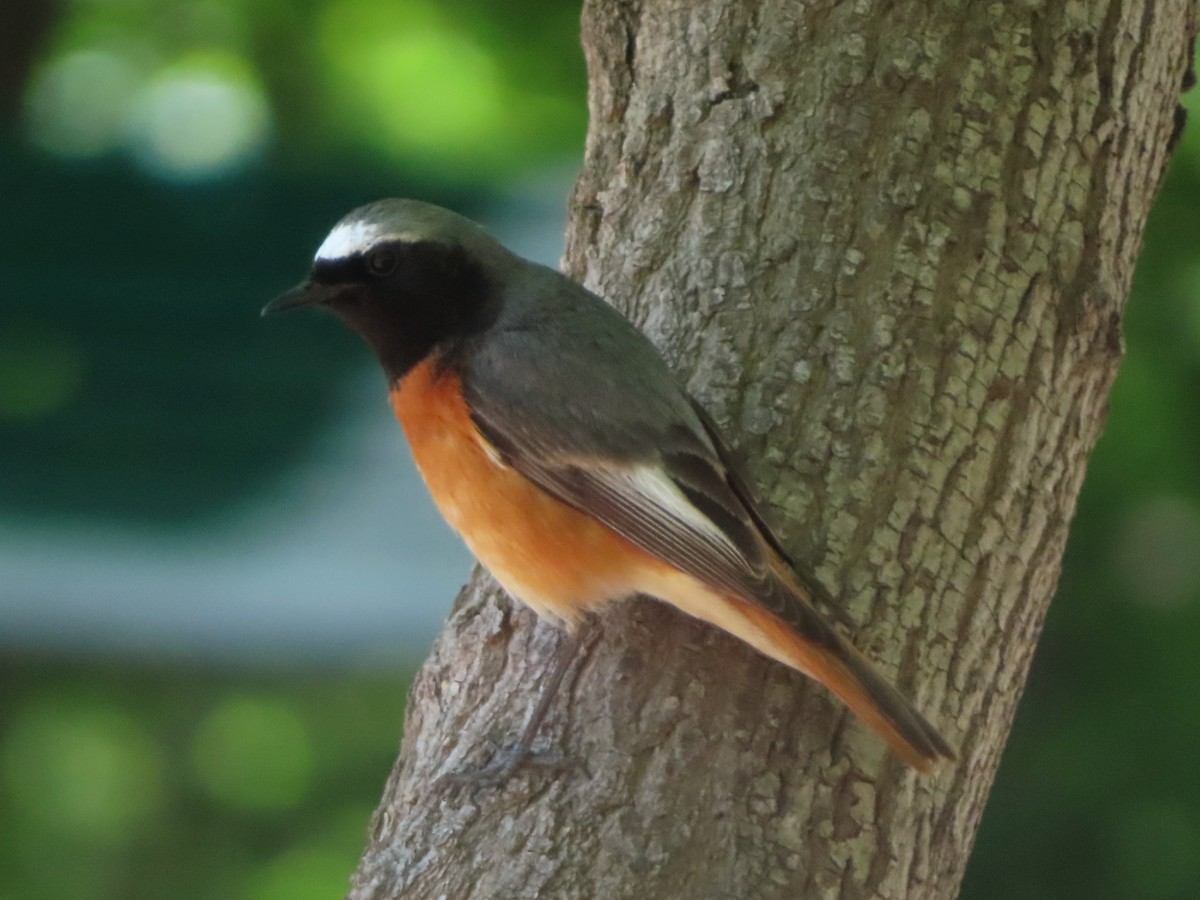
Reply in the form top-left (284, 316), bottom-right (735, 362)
top-left (0, 322), bottom-right (84, 420)
top-left (191, 694), bottom-right (315, 811)
top-left (1, 700), bottom-right (163, 842)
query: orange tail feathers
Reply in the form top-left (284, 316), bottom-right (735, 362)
top-left (732, 596), bottom-right (956, 772)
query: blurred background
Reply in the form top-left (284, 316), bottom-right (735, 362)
top-left (0, 2), bottom-right (1196, 898)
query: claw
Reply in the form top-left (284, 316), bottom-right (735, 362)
top-left (436, 742), bottom-right (577, 790)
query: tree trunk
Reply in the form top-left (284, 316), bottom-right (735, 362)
top-left (350, 2), bottom-right (1196, 898)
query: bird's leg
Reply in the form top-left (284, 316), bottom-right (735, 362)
top-left (439, 625), bottom-right (582, 787)
top-left (508, 626), bottom-right (579, 761)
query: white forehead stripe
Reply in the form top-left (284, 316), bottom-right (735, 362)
top-left (315, 220), bottom-right (385, 262)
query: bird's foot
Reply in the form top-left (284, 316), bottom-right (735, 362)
top-left (436, 740), bottom-right (577, 790)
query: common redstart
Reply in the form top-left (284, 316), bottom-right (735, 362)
top-left (263, 199), bottom-right (954, 772)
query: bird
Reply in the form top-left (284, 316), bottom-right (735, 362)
top-left (263, 198), bottom-right (955, 773)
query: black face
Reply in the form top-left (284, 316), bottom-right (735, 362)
top-left (309, 239), bottom-right (494, 382)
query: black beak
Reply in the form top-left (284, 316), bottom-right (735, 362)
top-left (261, 281), bottom-right (341, 317)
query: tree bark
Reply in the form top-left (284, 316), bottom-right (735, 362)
top-left (350, 2), bottom-right (1196, 898)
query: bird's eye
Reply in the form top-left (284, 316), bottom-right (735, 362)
top-left (366, 247), bottom-right (398, 278)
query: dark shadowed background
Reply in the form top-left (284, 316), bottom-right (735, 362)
top-left (1, 2), bottom-right (1197, 898)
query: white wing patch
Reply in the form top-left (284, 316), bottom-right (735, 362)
top-left (472, 427), bottom-right (507, 468)
top-left (619, 465), bottom-right (743, 557)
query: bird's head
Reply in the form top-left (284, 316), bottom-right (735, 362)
top-left (264, 199), bottom-right (510, 381)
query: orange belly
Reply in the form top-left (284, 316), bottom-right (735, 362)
top-left (389, 358), bottom-right (665, 622)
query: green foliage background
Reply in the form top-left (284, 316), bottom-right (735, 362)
top-left (0, 2), bottom-right (1197, 897)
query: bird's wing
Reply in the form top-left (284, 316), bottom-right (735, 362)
top-left (458, 290), bottom-right (835, 635)
top-left (471, 405), bottom-right (764, 595)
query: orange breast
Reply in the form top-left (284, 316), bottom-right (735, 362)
top-left (389, 358), bottom-right (660, 622)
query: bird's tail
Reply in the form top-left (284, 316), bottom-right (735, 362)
top-left (724, 591), bottom-right (956, 771)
